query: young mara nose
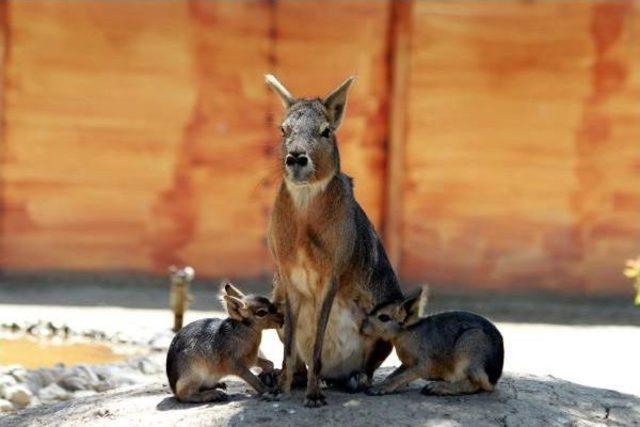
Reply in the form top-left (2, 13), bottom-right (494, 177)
top-left (285, 151), bottom-right (309, 168)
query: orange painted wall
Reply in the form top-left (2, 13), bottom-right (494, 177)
top-left (0, 1), bottom-right (638, 294)
top-left (0, 1), bottom-right (391, 278)
top-left (400, 1), bottom-right (640, 293)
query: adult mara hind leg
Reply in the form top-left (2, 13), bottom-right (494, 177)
top-left (329, 339), bottom-right (393, 392)
top-left (325, 372), bottom-right (369, 394)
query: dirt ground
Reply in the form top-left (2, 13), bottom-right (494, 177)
top-left (1, 272), bottom-right (639, 426)
top-left (2, 370), bottom-right (639, 427)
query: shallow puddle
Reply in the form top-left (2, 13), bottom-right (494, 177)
top-left (0, 337), bottom-right (126, 369)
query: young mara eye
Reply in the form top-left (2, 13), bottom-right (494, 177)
top-left (279, 125), bottom-right (286, 136)
top-left (320, 126), bottom-right (331, 138)
top-left (377, 314), bottom-right (391, 323)
top-left (256, 309), bottom-right (268, 317)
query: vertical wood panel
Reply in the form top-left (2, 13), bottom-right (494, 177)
top-left (383, 0), bottom-right (413, 269)
top-left (272, 0), bottom-right (391, 230)
top-left (575, 1), bottom-right (640, 291)
top-left (1, 1), bottom-right (195, 271)
top-left (401, 1), bottom-right (640, 292)
top-left (0, 0), bottom-right (7, 271)
top-left (153, 1), bottom-right (273, 277)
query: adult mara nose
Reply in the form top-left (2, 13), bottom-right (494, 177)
top-left (285, 151), bottom-right (309, 167)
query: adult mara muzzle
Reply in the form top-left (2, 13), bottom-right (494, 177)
top-left (285, 150), bottom-right (311, 182)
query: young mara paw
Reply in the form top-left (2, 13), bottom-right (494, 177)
top-left (259, 391), bottom-right (280, 402)
top-left (421, 382), bottom-right (448, 396)
top-left (365, 386), bottom-right (389, 396)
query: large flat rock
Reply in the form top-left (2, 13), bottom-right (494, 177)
top-left (2, 371), bottom-right (638, 427)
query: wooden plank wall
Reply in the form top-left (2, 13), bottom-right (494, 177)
top-left (400, 1), bottom-right (640, 293)
top-left (1, 2), bottom-right (196, 272)
top-left (0, 1), bottom-right (392, 279)
top-left (0, 1), bottom-right (638, 293)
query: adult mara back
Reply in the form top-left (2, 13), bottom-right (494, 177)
top-left (265, 74), bottom-right (403, 407)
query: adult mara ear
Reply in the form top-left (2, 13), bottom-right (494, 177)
top-left (223, 295), bottom-right (248, 321)
top-left (265, 74), bottom-right (294, 109)
top-left (322, 76), bottom-right (355, 130)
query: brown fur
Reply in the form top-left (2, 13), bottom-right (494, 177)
top-left (362, 287), bottom-right (504, 397)
top-left (165, 282), bottom-right (283, 403)
top-left (265, 75), bottom-right (402, 406)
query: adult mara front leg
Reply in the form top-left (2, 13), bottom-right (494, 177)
top-left (304, 276), bottom-right (339, 407)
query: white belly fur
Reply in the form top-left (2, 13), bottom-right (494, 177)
top-left (287, 253), bottom-right (367, 379)
top-left (295, 298), bottom-right (366, 379)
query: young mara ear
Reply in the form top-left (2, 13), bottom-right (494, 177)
top-left (400, 287), bottom-right (423, 326)
top-left (265, 74), bottom-right (294, 109)
top-left (418, 284), bottom-right (430, 317)
top-left (221, 280), bottom-right (245, 298)
top-left (322, 76), bottom-right (355, 129)
top-left (223, 295), bottom-right (248, 321)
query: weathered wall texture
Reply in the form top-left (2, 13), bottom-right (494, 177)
top-left (0, 1), bottom-right (638, 293)
top-left (400, 1), bottom-right (640, 293)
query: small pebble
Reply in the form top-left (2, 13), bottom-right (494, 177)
top-left (5, 385), bottom-right (32, 408)
top-left (95, 408), bottom-right (112, 417)
top-left (38, 383), bottom-right (71, 403)
top-left (0, 398), bottom-right (15, 413)
top-left (343, 399), bottom-right (361, 407)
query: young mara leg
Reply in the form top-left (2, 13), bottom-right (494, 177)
top-left (448, 328), bottom-right (496, 394)
top-left (366, 365), bottom-right (423, 396)
top-left (199, 375), bottom-right (226, 391)
top-left (364, 339), bottom-right (393, 385)
top-left (256, 355), bottom-right (275, 373)
top-left (467, 366), bottom-right (495, 392)
top-left (421, 379), bottom-right (480, 396)
top-left (235, 365), bottom-right (268, 395)
top-left (256, 355), bottom-right (277, 389)
top-left (175, 376), bottom-right (227, 403)
top-left (199, 382), bottom-right (227, 391)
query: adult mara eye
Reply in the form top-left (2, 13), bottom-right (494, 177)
top-left (320, 126), bottom-right (331, 138)
top-left (377, 314), bottom-right (391, 323)
top-left (256, 309), bottom-right (268, 317)
top-left (279, 125), bottom-right (287, 136)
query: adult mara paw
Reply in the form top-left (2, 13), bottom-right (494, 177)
top-left (303, 392), bottom-right (327, 408)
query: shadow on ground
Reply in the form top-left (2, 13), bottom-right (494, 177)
top-left (1, 270), bottom-right (639, 326)
top-left (1, 371), bottom-right (638, 427)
